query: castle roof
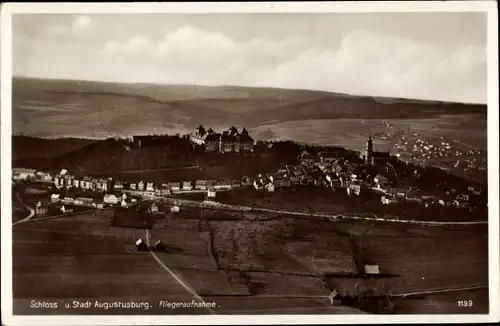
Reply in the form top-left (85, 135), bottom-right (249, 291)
top-left (205, 133), bottom-right (221, 142)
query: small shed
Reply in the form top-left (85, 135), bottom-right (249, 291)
top-left (364, 264), bottom-right (380, 275)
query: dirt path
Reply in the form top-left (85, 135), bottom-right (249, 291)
top-left (145, 229), bottom-right (215, 314)
top-left (12, 192), bottom-right (35, 226)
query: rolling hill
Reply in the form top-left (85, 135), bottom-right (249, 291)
top-left (12, 77), bottom-right (487, 140)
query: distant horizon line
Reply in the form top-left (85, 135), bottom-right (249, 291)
top-left (12, 75), bottom-right (487, 106)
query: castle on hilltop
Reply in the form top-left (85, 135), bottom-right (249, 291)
top-left (190, 125), bottom-right (254, 153)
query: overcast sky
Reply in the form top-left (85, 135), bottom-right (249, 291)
top-left (13, 12), bottom-right (487, 103)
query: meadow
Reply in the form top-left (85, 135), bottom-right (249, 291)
top-left (11, 202), bottom-right (489, 315)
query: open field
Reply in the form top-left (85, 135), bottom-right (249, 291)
top-left (12, 195), bottom-right (489, 315)
top-left (12, 211), bottom-right (356, 314)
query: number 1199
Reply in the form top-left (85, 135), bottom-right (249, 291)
top-left (457, 300), bottom-right (473, 307)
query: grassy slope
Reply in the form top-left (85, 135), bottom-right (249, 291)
top-left (13, 77), bottom-right (486, 139)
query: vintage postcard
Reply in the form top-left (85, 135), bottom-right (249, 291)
top-left (1, 1), bottom-right (499, 325)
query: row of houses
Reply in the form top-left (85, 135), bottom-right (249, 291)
top-left (124, 179), bottom-right (237, 193)
top-left (13, 168), bottom-right (53, 183)
top-left (50, 191), bottom-right (145, 209)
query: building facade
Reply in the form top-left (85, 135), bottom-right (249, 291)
top-left (190, 125), bottom-right (254, 153)
top-left (364, 135), bottom-right (392, 166)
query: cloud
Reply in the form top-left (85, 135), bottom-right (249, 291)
top-left (19, 21), bottom-right (486, 104)
top-left (96, 25), bottom-right (486, 103)
top-left (42, 15), bottom-right (95, 37)
top-left (73, 15), bottom-right (93, 30)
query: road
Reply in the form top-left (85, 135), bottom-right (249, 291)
top-left (12, 192), bottom-right (35, 226)
top-left (93, 165), bottom-right (199, 175)
top-left (145, 229), bottom-right (215, 314)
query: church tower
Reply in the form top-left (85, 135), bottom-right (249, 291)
top-left (365, 134), bottom-right (373, 165)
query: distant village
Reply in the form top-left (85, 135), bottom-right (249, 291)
top-left (12, 129), bottom-right (483, 220)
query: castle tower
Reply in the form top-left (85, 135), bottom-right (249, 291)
top-left (365, 134), bottom-right (373, 165)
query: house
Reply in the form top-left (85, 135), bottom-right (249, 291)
top-left (63, 196), bottom-right (75, 205)
top-left (374, 174), bottom-right (389, 189)
top-left (318, 151), bottom-right (340, 164)
top-left (146, 182), bottom-right (155, 192)
top-left (12, 168), bottom-right (37, 181)
top-left (195, 180), bottom-right (208, 190)
top-left (92, 199), bottom-right (104, 209)
top-left (381, 195), bottom-right (398, 205)
top-left (81, 196), bottom-right (94, 207)
top-left (170, 182), bottom-right (181, 192)
top-left (160, 183), bottom-right (171, 196)
top-left (103, 194), bottom-right (119, 206)
top-left (138, 181), bottom-right (145, 191)
top-left (420, 192), bottom-right (436, 202)
top-left (455, 194), bottom-right (471, 208)
top-left (364, 264), bottom-right (380, 275)
top-left (35, 171), bottom-right (53, 182)
top-left (406, 192), bottom-right (422, 204)
top-left (300, 175), bottom-right (314, 185)
top-left (214, 180), bottom-right (232, 190)
top-left (114, 181), bottom-right (124, 190)
top-left (50, 194), bottom-right (60, 203)
top-left (95, 178), bottom-right (108, 191)
top-left (182, 181), bottom-right (193, 191)
top-left (74, 197), bottom-right (84, 206)
top-left (72, 178), bottom-right (80, 188)
top-left (81, 176), bottom-right (93, 190)
top-left (468, 186), bottom-right (482, 196)
top-left (314, 178), bottom-right (324, 187)
top-left (299, 150), bottom-right (316, 164)
top-left (253, 180), bottom-right (264, 191)
top-left (390, 188), bottom-right (407, 199)
top-left (130, 183), bottom-right (137, 190)
top-left (136, 189), bottom-right (154, 199)
top-left (289, 176), bottom-right (300, 185)
top-left (319, 163), bottom-right (333, 173)
top-left (35, 201), bottom-right (48, 216)
top-left (231, 180), bottom-right (242, 189)
top-left (241, 177), bottom-right (253, 187)
top-left (264, 182), bottom-right (275, 192)
top-left (54, 169), bottom-right (69, 187)
top-left (274, 178), bottom-right (291, 188)
top-left (150, 202), bottom-right (159, 213)
top-left (347, 182), bottom-right (362, 196)
top-left (60, 204), bottom-right (74, 214)
top-left (207, 187), bottom-right (216, 199)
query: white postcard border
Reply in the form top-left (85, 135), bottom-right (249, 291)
top-left (1, 1), bottom-right (498, 325)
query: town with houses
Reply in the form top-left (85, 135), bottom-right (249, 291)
top-left (12, 126), bottom-right (484, 221)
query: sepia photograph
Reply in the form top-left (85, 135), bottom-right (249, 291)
top-left (1, 2), bottom-right (499, 325)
